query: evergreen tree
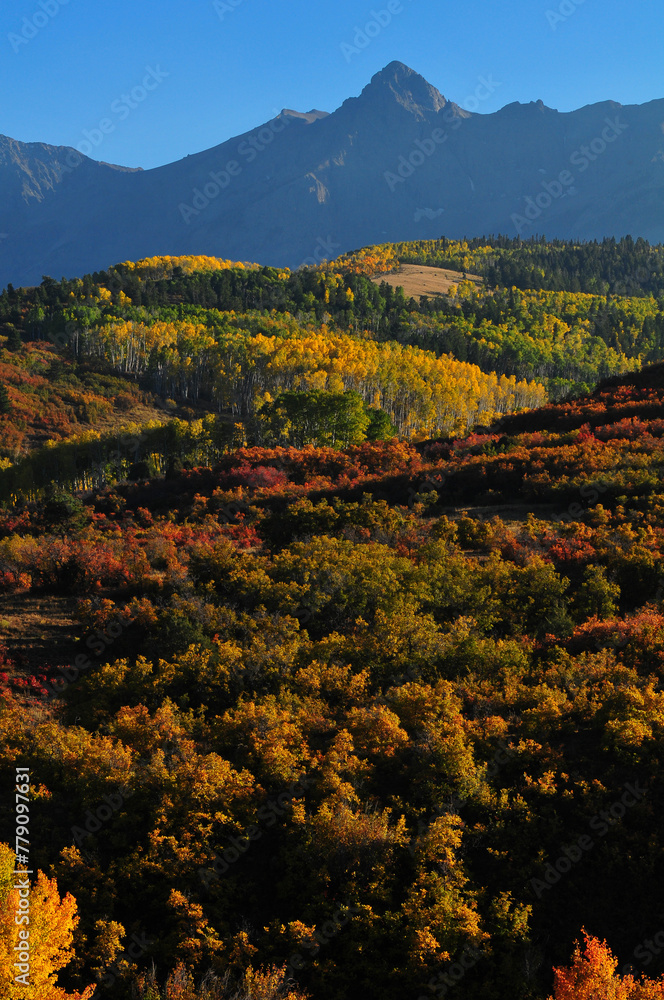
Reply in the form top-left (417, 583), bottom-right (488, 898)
top-left (3, 326), bottom-right (21, 351)
top-left (365, 407), bottom-right (398, 441)
top-left (0, 384), bottom-right (11, 414)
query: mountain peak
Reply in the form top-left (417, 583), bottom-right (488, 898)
top-left (354, 61), bottom-right (448, 118)
top-left (375, 60), bottom-right (416, 79)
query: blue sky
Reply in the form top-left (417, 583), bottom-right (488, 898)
top-left (1, 0), bottom-right (663, 170)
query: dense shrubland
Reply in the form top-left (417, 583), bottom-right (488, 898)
top-left (0, 245), bottom-right (663, 999)
top-left (0, 362), bottom-right (664, 998)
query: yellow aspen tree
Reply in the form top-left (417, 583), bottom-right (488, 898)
top-left (0, 843), bottom-right (94, 1000)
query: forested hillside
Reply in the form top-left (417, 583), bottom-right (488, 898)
top-left (0, 245), bottom-right (664, 1000)
top-left (389, 235), bottom-right (664, 296)
top-left (0, 251), bottom-right (546, 499)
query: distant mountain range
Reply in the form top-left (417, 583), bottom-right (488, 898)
top-left (2, 61), bottom-right (664, 288)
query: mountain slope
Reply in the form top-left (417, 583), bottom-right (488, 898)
top-left (2, 61), bottom-right (664, 286)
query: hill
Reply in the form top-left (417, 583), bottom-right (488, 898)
top-left (0, 247), bottom-right (552, 501)
top-left (3, 234), bottom-right (664, 475)
top-left (1, 338), bottom-right (664, 998)
top-left (3, 61), bottom-right (664, 286)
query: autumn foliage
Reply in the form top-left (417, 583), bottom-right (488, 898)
top-left (2, 244), bottom-right (664, 998)
top-left (0, 843), bottom-right (93, 999)
top-left (551, 932), bottom-right (664, 1000)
